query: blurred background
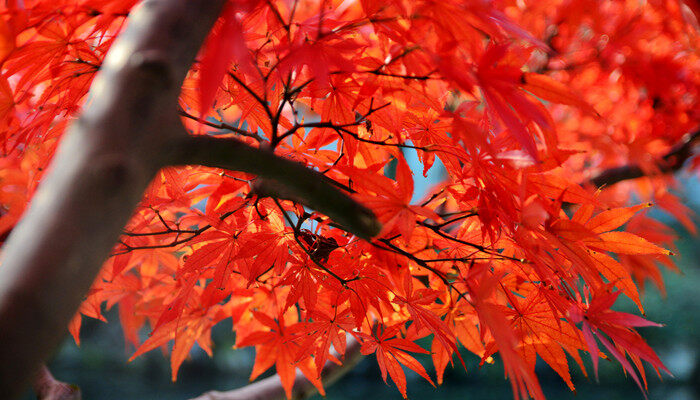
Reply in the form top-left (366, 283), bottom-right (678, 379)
top-left (17, 165), bottom-right (700, 400)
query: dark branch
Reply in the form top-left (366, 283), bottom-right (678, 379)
top-left (179, 109), bottom-right (263, 141)
top-left (173, 135), bottom-right (381, 240)
top-left (589, 127), bottom-right (700, 188)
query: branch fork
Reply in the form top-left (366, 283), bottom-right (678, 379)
top-left (0, 1), bottom-right (378, 398)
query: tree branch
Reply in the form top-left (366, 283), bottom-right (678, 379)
top-left (589, 127), bottom-right (700, 188)
top-left (190, 336), bottom-right (363, 400)
top-left (173, 135), bottom-right (381, 240)
top-left (0, 1), bottom-right (226, 398)
top-left (33, 365), bottom-right (81, 400)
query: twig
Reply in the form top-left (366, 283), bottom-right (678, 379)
top-left (179, 109), bottom-right (262, 141)
top-left (190, 336), bottom-right (363, 400)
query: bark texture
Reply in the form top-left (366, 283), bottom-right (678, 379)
top-left (0, 1), bottom-right (225, 397)
top-left (0, 1), bottom-right (379, 397)
top-left (174, 136), bottom-right (380, 239)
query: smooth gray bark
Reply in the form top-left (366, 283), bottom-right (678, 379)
top-left (0, 1), bottom-right (226, 397)
top-left (0, 1), bottom-right (381, 397)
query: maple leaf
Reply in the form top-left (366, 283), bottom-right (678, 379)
top-left (296, 307), bottom-right (355, 375)
top-left (238, 310), bottom-right (325, 398)
top-left (504, 291), bottom-right (586, 391)
top-left (521, 73), bottom-right (599, 117)
top-left (343, 156), bottom-right (440, 242)
top-left (357, 323), bottom-right (435, 398)
top-left (568, 287), bottom-right (671, 396)
top-left (467, 270), bottom-right (546, 400)
top-left (198, 0), bottom-right (261, 115)
top-left (2, 1), bottom-right (698, 399)
top-left (275, 17), bottom-right (362, 89)
top-left (392, 272), bottom-right (464, 368)
top-left (474, 42), bottom-right (549, 160)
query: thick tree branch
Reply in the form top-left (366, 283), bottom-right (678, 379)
top-left (33, 365), bottom-right (81, 400)
top-left (173, 135), bottom-right (381, 240)
top-left (0, 1), bottom-right (226, 398)
top-left (0, 1), bottom-right (379, 397)
top-left (589, 127), bottom-right (700, 187)
top-left (190, 337), bottom-right (363, 400)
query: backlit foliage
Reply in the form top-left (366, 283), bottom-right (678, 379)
top-left (1, 0), bottom-right (699, 398)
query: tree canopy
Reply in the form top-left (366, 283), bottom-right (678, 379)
top-left (0, 0), bottom-right (698, 399)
